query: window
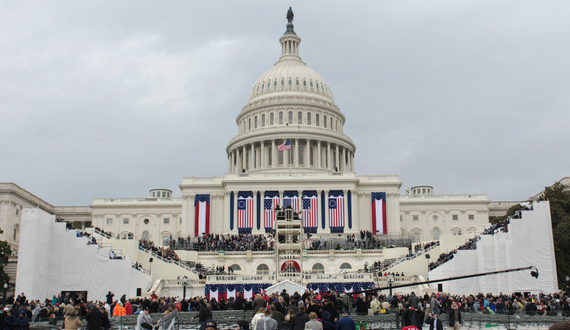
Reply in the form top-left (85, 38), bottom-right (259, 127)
top-left (310, 81), bottom-right (313, 87)
top-left (468, 214), bottom-right (475, 220)
top-left (316, 114), bottom-right (320, 126)
top-left (248, 118), bottom-right (251, 131)
top-left (270, 113), bottom-right (274, 125)
top-left (163, 218), bottom-right (169, 224)
top-left (261, 82), bottom-right (264, 89)
top-left (13, 228), bottom-right (17, 241)
top-left (307, 112), bottom-right (311, 125)
top-left (123, 218), bottom-right (129, 225)
top-left (281, 79), bottom-right (284, 86)
top-left (413, 215), bottom-right (419, 221)
top-left (433, 215), bottom-right (439, 221)
top-left (310, 147), bottom-right (314, 165)
top-left (279, 112), bottom-right (283, 124)
top-left (288, 111), bottom-right (293, 124)
top-left (312, 263), bottom-right (325, 274)
top-left (144, 219), bottom-right (150, 225)
top-left (452, 214), bottom-right (459, 221)
top-left (324, 116), bottom-right (327, 128)
top-left (330, 118), bottom-right (332, 129)
top-left (288, 78), bottom-right (291, 85)
top-left (230, 264), bottom-right (242, 271)
top-left (278, 149), bottom-right (284, 165)
top-left (262, 114), bottom-right (265, 127)
top-left (340, 263), bottom-right (352, 270)
top-left (15, 209), bottom-right (19, 216)
top-left (316, 82), bottom-right (319, 89)
top-left (268, 147), bottom-right (272, 165)
top-left (298, 111), bottom-right (302, 124)
top-left (432, 228), bottom-right (440, 240)
top-left (142, 231), bottom-right (150, 241)
top-left (296, 79), bottom-right (299, 86)
top-left (257, 264), bottom-right (269, 275)
top-left (268, 82), bottom-right (270, 88)
top-left (106, 219), bottom-right (113, 225)
top-left (162, 235), bottom-right (170, 246)
top-left (298, 146), bottom-right (304, 165)
top-left (180, 218), bottom-right (182, 224)
top-left (255, 116), bottom-right (258, 128)
top-left (303, 79), bottom-right (307, 86)
top-left (274, 80), bottom-right (277, 87)
top-left (400, 215), bottom-right (403, 222)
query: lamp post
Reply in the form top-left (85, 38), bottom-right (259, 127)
top-left (3, 283), bottom-right (8, 304)
top-left (183, 278), bottom-right (187, 299)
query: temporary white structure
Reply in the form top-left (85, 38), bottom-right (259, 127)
top-left (429, 201), bottom-right (557, 295)
top-left (264, 280), bottom-right (307, 295)
top-left (16, 208), bottom-right (152, 301)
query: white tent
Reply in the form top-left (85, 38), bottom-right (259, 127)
top-left (265, 280), bottom-right (306, 295)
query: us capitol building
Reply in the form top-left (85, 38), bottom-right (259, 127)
top-left (1, 12), bottom-right (515, 296)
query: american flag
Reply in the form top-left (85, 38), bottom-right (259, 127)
top-left (278, 140), bottom-right (291, 151)
top-left (329, 190), bottom-right (345, 231)
top-left (264, 191), bottom-right (280, 231)
top-left (237, 191), bottom-right (254, 232)
top-left (303, 191), bottom-right (318, 232)
top-left (283, 191), bottom-right (299, 210)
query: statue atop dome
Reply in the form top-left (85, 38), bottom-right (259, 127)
top-left (287, 7), bottom-right (294, 23)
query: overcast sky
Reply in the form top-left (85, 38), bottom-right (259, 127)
top-left (1, 1), bottom-right (569, 206)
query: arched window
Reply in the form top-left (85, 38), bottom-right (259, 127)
top-left (142, 231), bottom-right (150, 241)
top-left (288, 78), bottom-right (292, 85)
top-left (270, 113), bottom-right (274, 125)
top-left (230, 264), bottom-right (242, 271)
top-left (262, 114), bottom-right (265, 127)
top-left (248, 118), bottom-right (251, 131)
top-left (298, 111), bottom-right (302, 124)
top-left (279, 112), bottom-right (283, 124)
top-left (261, 82), bottom-right (264, 90)
top-left (312, 263), bottom-right (325, 274)
top-left (296, 79), bottom-right (299, 86)
top-left (340, 263), bottom-right (352, 270)
top-left (432, 227), bottom-right (440, 240)
top-left (324, 115), bottom-right (327, 128)
top-left (288, 111), bottom-right (293, 124)
top-left (274, 80), bottom-right (277, 87)
top-left (281, 79), bottom-right (284, 86)
top-left (254, 116), bottom-right (258, 129)
top-left (307, 112), bottom-right (311, 125)
top-left (303, 79), bottom-right (307, 87)
top-left (298, 146), bottom-right (304, 165)
top-left (257, 264), bottom-right (269, 275)
top-left (316, 114), bottom-right (320, 126)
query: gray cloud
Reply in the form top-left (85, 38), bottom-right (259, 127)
top-left (1, 1), bottom-right (569, 205)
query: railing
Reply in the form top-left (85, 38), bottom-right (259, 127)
top-left (206, 274), bottom-right (275, 283)
top-left (139, 247), bottom-right (195, 272)
top-left (377, 241), bottom-right (440, 273)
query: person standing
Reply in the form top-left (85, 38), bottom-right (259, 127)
top-left (292, 305), bottom-right (309, 330)
top-left (335, 310), bottom-right (355, 330)
top-left (86, 304), bottom-right (104, 330)
top-left (106, 292), bottom-right (114, 306)
top-left (425, 311), bottom-right (443, 330)
top-left (136, 308), bottom-right (153, 330)
top-left (304, 312), bottom-right (323, 330)
top-left (258, 309), bottom-right (278, 330)
top-left (448, 301), bottom-right (461, 330)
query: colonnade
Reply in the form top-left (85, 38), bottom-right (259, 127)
top-left (228, 139), bottom-right (355, 173)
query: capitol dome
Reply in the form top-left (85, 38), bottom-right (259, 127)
top-left (248, 56), bottom-right (335, 103)
top-left (226, 19), bottom-right (356, 175)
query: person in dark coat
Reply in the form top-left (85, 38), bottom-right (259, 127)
top-left (320, 311), bottom-right (335, 330)
top-left (3, 311), bottom-right (16, 330)
top-left (408, 292), bottom-right (420, 310)
top-left (14, 313), bottom-right (29, 330)
top-left (448, 301), bottom-right (462, 329)
top-left (194, 300), bottom-right (212, 324)
top-left (292, 306), bottom-right (309, 330)
top-left (86, 305), bottom-right (104, 330)
top-left (106, 292), bottom-right (114, 305)
top-left (425, 311), bottom-right (443, 330)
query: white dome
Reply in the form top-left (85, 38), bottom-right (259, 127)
top-left (248, 60), bottom-right (335, 103)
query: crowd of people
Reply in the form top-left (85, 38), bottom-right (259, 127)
top-left (139, 239), bottom-right (180, 262)
top-left (174, 234), bottom-right (276, 252)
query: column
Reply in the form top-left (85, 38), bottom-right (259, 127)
top-left (224, 192), bottom-right (230, 232)
top-left (335, 145), bottom-right (339, 171)
top-left (316, 189), bottom-right (323, 233)
top-left (233, 191), bottom-right (238, 233)
top-left (261, 141), bottom-right (265, 169)
top-left (306, 139), bottom-right (310, 167)
top-left (279, 190), bottom-right (284, 209)
top-left (272, 140), bottom-right (276, 168)
top-left (317, 141), bottom-right (322, 169)
top-left (259, 190), bottom-right (265, 231)
top-left (327, 143), bottom-right (331, 170)
top-left (250, 144), bottom-right (254, 170)
top-left (236, 148), bottom-right (241, 172)
top-left (298, 190), bottom-right (303, 211)
top-left (294, 139), bottom-right (299, 167)
top-left (228, 153), bottom-right (232, 173)
top-left (342, 147), bottom-right (346, 172)
top-left (242, 146), bottom-right (246, 171)
top-left (252, 190), bottom-right (258, 233)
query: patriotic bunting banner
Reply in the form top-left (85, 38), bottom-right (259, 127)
top-left (205, 284), bottom-right (272, 298)
top-left (302, 190), bottom-right (318, 233)
top-left (237, 191), bottom-right (254, 233)
top-left (264, 191), bottom-right (280, 232)
top-left (328, 190), bottom-right (345, 233)
top-left (283, 191), bottom-right (299, 210)
top-left (194, 194), bottom-right (210, 237)
top-left (371, 192), bottom-right (387, 235)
